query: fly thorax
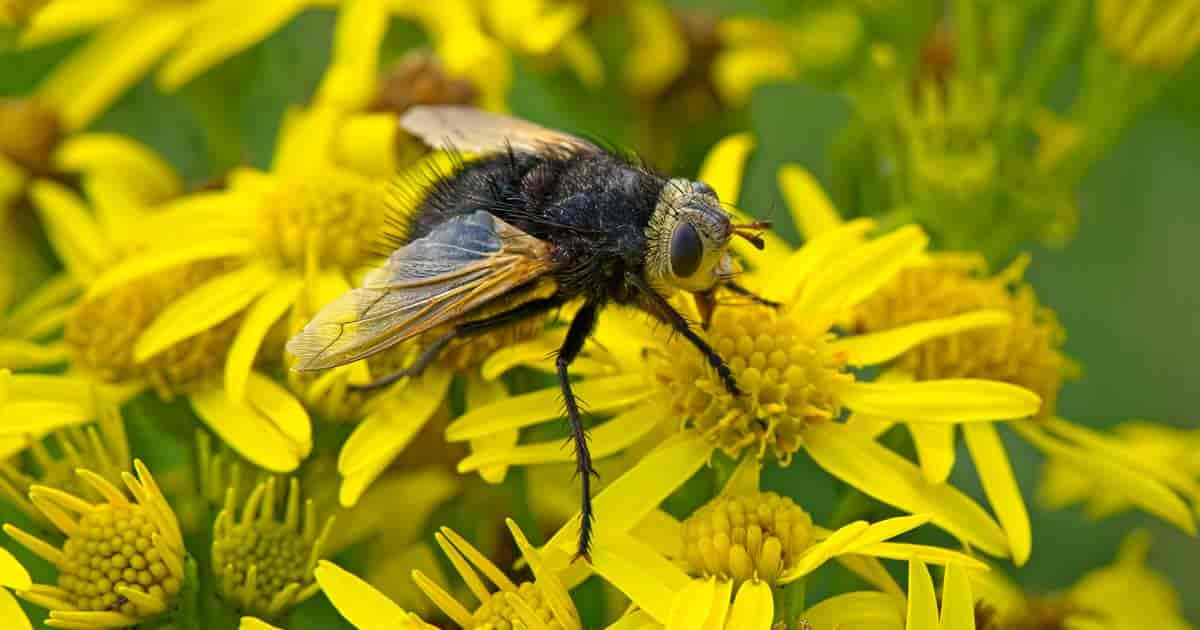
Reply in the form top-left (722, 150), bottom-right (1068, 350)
top-left (644, 178), bottom-right (734, 293)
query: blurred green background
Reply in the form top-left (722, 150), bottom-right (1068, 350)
top-left (2, 0), bottom-right (1198, 624)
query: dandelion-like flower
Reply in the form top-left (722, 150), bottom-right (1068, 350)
top-left (561, 457), bottom-right (985, 627)
top-left (212, 477), bottom-right (334, 620)
top-left (449, 134), bottom-right (1041, 561)
top-left (3, 460), bottom-right (186, 629)
top-left (293, 519), bottom-right (582, 630)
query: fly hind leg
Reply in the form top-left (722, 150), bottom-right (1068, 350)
top-left (556, 301), bottom-right (600, 562)
top-left (350, 295), bottom-right (564, 392)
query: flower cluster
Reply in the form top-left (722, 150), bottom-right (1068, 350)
top-left (2, 1), bottom-right (1197, 629)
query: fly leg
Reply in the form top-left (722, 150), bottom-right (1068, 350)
top-left (350, 295), bottom-right (564, 392)
top-left (627, 273), bottom-right (741, 396)
top-left (724, 281), bottom-right (781, 308)
top-left (556, 301), bottom-right (599, 562)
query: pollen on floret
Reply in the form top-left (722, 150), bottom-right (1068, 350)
top-left (852, 254), bottom-right (1073, 417)
top-left (65, 258), bottom-right (244, 395)
top-left (681, 491), bottom-right (815, 587)
top-left (654, 304), bottom-right (851, 463)
top-left (256, 170), bottom-right (388, 271)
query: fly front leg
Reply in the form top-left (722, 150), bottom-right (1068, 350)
top-left (627, 273), bottom-right (741, 397)
top-left (723, 281), bottom-right (781, 308)
top-left (555, 301), bottom-right (600, 562)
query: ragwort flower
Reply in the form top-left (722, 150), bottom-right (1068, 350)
top-left (552, 454), bottom-right (985, 628)
top-left (448, 133), bottom-right (1040, 561)
top-left (258, 519), bottom-right (583, 630)
top-left (23, 134), bottom-right (313, 473)
top-left (212, 476), bottom-right (335, 620)
top-left (3, 460), bottom-right (186, 629)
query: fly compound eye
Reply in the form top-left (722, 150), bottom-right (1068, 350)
top-left (669, 221), bottom-right (704, 278)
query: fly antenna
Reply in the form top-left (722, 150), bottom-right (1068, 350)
top-left (732, 220), bottom-right (772, 250)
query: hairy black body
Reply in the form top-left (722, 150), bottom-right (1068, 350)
top-left (289, 106), bottom-right (774, 562)
top-left (405, 149), bottom-right (664, 306)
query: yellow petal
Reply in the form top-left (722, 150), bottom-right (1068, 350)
top-left (239, 618), bottom-right (283, 630)
top-left (134, 262), bottom-right (277, 362)
top-left (465, 374), bottom-right (516, 483)
top-left (225, 275), bottom-right (302, 403)
top-left (909, 422), bottom-right (956, 483)
top-left (778, 164), bottom-right (843, 240)
top-left (0, 588), bottom-right (31, 630)
top-left (782, 521), bottom-right (870, 582)
top-left (796, 225), bottom-right (928, 315)
top-left (546, 430), bottom-right (712, 555)
top-left (315, 561), bottom-right (415, 630)
top-left (802, 591), bottom-right (903, 630)
top-left (712, 46), bottom-right (796, 107)
top-left (334, 114), bottom-right (401, 178)
top-left (842, 514), bottom-right (934, 554)
top-left (445, 374), bottom-right (648, 441)
top-left (764, 218), bottom-right (874, 301)
top-left (559, 33), bottom-right (604, 88)
top-left (158, 0), bottom-right (308, 90)
top-left (272, 104), bottom-right (345, 175)
top-left (697, 133), bottom-right (754, 206)
top-left (608, 610), bottom-right (663, 630)
top-left (54, 133), bottom-right (182, 202)
top-left (38, 8), bottom-right (192, 130)
top-left (667, 578), bottom-right (717, 630)
top-left (18, 0), bottom-right (131, 47)
top-left (962, 423), bottom-right (1031, 566)
top-left (829, 311), bottom-right (1012, 368)
top-left (338, 369), bottom-right (453, 505)
top-left (839, 379), bottom-right (1042, 423)
top-left (940, 564), bottom-right (976, 630)
top-left (317, 0), bottom-right (389, 109)
top-left (1014, 422), bottom-right (1197, 534)
top-left (1042, 416), bottom-right (1200, 501)
top-left (717, 455), bottom-right (762, 499)
top-left (480, 331), bottom-right (565, 379)
top-left (624, 0), bottom-right (688, 96)
top-left (726, 580), bottom-right (773, 630)
top-left (590, 530), bottom-right (691, 625)
top-left (846, 543), bottom-right (988, 572)
top-left (0, 400), bottom-right (91, 434)
top-left (802, 423), bottom-right (1009, 557)
top-left (456, 401), bottom-right (666, 473)
top-left (906, 560), bottom-right (941, 630)
top-left (244, 372), bottom-right (311, 457)
top-left (190, 386), bottom-right (301, 473)
top-left (0, 340), bottom-right (69, 370)
top-left (86, 237), bottom-right (256, 299)
top-left (29, 180), bottom-right (108, 280)
top-left (0, 546), bottom-right (32, 589)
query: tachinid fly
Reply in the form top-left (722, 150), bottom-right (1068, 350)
top-left (286, 105), bottom-right (774, 560)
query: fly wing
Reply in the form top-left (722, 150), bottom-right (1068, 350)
top-left (287, 211), bottom-right (556, 371)
top-left (400, 105), bottom-right (599, 155)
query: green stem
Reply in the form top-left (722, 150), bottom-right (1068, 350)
top-left (774, 578), bottom-right (807, 629)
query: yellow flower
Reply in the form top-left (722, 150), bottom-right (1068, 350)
top-left (0, 98), bottom-right (61, 209)
top-left (24, 134), bottom-right (312, 473)
top-left (212, 476), bottom-right (334, 619)
top-left (0, 270), bottom-right (77, 370)
top-left (301, 519), bottom-right (582, 630)
top-left (789, 153), bottom-right (1199, 561)
top-left (1096, 0), bottom-right (1200, 72)
top-left (712, 7), bottom-right (863, 106)
top-left (549, 456), bottom-right (985, 628)
top-left (449, 133), bottom-right (1040, 562)
top-left (971, 531), bottom-right (1192, 630)
top-left (3, 459), bottom-right (186, 629)
top-left (479, 0), bottom-right (603, 89)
